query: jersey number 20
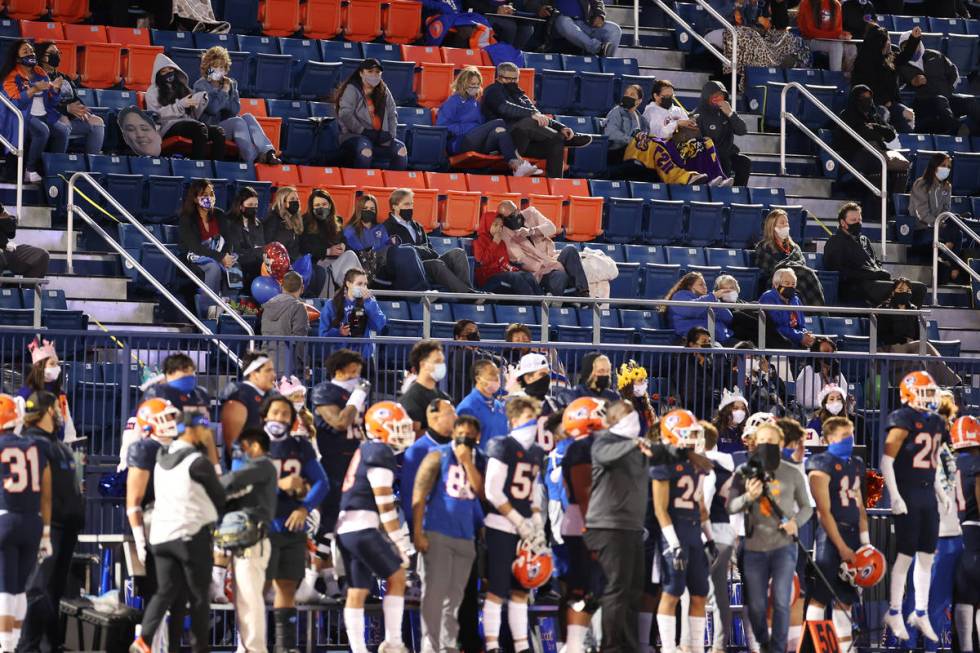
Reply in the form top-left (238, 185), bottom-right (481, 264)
top-left (2, 446), bottom-right (40, 493)
top-left (911, 433), bottom-right (942, 469)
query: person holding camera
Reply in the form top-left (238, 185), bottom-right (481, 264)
top-left (318, 268), bottom-right (387, 360)
top-left (727, 423), bottom-right (813, 653)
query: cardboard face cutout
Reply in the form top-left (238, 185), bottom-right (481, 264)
top-left (118, 107), bottom-right (162, 157)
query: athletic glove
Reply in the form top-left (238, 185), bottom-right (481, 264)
top-left (132, 525), bottom-right (147, 564)
top-left (507, 509), bottom-right (536, 541)
top-left (38, 526), bottom-right (52, 560)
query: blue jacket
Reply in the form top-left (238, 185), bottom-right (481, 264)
top-left (437, 93), bottom-right (487, 154)
top-left (760, 288), bottom-right (808, 346)
top-left (667, 290), bottom-right (733, 342)
top-left (343, 222), bottom-right (390, 252)
top-left (456, 387), bottom-right (508, 451)
top-left (399, 432), bottom-right (446, 529)
top-left (1, 65), bottom-right (60, 148)
top-left (192, 76), bottom-right (241, 126)
top-left (317, 296), bottom-right (387, 358)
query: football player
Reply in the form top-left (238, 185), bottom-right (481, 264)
top-left (701, 421), bottom-right (736, 653)
top-left (510, 353), bottom-right (562, 452)
top-left (804, 416), bottom-right (870, 653)
top-left (336, 401), bottom-right (415, 653)
top-left (483, 396), bottom-right (547, 653)
top-left (952, 415), bottom-right (980, 653)
top-left (652, 409), bottom-right (713, 653)
top-left (880, 371), bottom-right (948, 641)
top-left (560, 397), bottom-right (607, 653)
top-left (220, 351), bottom-right (277, 457)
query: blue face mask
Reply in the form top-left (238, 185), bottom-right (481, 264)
top-left (169, 375), bottom-right (197, 394)
top-left (782, 447), bottom-right (797, 461)
top-left (827, 435), bottom-right (854, 460)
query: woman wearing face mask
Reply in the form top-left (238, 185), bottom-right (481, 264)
top-left (18, 338), bottom-right (76, 442)
top-left (177, 180), bottom-right (235, 314)
top-left (335, 59), bottom-right (407, 170)
top-left (473, 210), bottom-right (542, 296)
top-left (343, 194), bottom-right (430, 291)
top-left (794, 336), bottom-right (847, 412)
top-left (565, 353), bottom-right (620, 403)
top-left (193, 46), bottom-right (279, 164)
top-left (663, 272), bottom-right (736, 345)
top-left (318, 268), bottom-right (387, 360)
top-left (145, 52), bottom-right (225, 161)
top-left (805, 384), bottom-right (848, 439)
top-left (301, 189), bottom-right (362, 298)
top-left (603, 84), bottom-right (650, 165)
top-left (36, 41), bottom-right (104, 156)
top-left (712, 389), bottom-right (749, 454)
top-left (437, 66), bottom-right (541, 177)
top-left (223, 186), bottom-right (266, 288)
top-left (909, 152), bottom-right (964, 285)
top-left (264, 186), bottom-right (304, 261)
top-left (616, 359), bottom-right (657, 434)
top-left (0, 39), bottom-right (69, 183)
top-left (755, 209), bottom-right (825, 306)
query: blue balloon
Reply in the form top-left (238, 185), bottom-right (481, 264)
top-left (251, 275), bottom-right (281, 305)
top-left (292, 254), bottom-right (314, 288)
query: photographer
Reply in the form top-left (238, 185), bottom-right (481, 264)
top-left (317, 268), bottom-right (387, 360)
top-left (0, 205), bottom-right (49, 278)
top-left (727, 423), bottom-right (813, 653)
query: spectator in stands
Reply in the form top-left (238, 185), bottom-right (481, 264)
top-left (464, 0), bottom-right (534, 48)
top-left (343, 194), bottom-right (430, 292)
top-left (759, 268), bottom-right (816, 349)
top-left (482, 62), bottom-right (592, 179)
top-left (145, 53), bottom-right (225, 160)
top-left (262, 272), bottom-right (310, 376)
top-left (706, 0), bottom-right (810, 78)
top-left (910, 152), bottom-right (964, 284)
top-left (824, 202), bottom-right (928, 306)
top-left (448, 320), bottom-right (507, 401)
top-left (385, 189), bottom-right (477, 293)
top-left (437, 67), bottom-right (542, 177)
top-left (794, 337), bottom-right (847, 411)
top-left (565, 353), bottom-right (620, 402)
top-left (796, 0), bottom-right (856, 72)
top-left (604, 83), bottom-right (651, 174)
top-left (17, 338), bottom-right (75, 442)
top-left (712, 388), bottom-right (749, 454)
top-left (638, 80), bottom-right (713, 186)
top-left (736, 343), bottom-right (796, 419)
top-left (474, 209), bottom-right (542, 295)
top-left (663, 271), bottom-right (736, 345)
top-left (695, 81), bottom-right (750, 187)
top-left (335, 59), bottom-right (407, 170)
top-left (850, 26), bottom-right (915, 132)
top-left (193, 46), bottom-right (280, 165)
top-left (497, 200), bottom-right (589, 297)
top-left (223, 186), bottom-right (266, 288)
top-left (177, 179), bottom-right (236, 313)
top-left (0, 204), bottom-right (49, 279)
top-left (401, 340), bottom-right (452, 435)
top-left (301, 189), bottom-right (361, 297)
top-left (317, 267), bottom-right (387, 360)
top-left (525, 0), bottom-right (622, 56)
top-left (755, 208), bottom-right (825, 306)
top-left (35, 42), bottom-right (104, 156)
top-left (457, 358), bottom-right (508, 449)
top-left (264, 186), bottom-right (303, 261)
top-left (805, 383), bottom-right (848, 439)
top-left (0, 40), bottom-right (69, 183)
top-left (841, 0), bottom-right (875, 40)
top-left (674, 326), bottom-right (721, 417)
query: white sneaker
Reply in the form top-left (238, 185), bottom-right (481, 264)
top-left (688, 173), bottom-right (709, 185)
top-left (908, 611), bottom-right (939, 641)
top-left (378, 641), bottom-right (410, 653)
top-left (295, 568), bottom-right (328, 604)
top-left (208, 579), bottom-right (229, 605)
top-left (514, 160), bottom-right (543, 177)
top-left (719, 177), bottom-right (735, 188)
top-left (708, 176), bottom-right (723, 187)
top-left (884, 610), bottom-right (910, 640)
top-left (25, 171), bottom-right (41, 184)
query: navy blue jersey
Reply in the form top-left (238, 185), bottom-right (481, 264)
top-left (806, 453), bottom-right (866, 528)
top-left (268, 435), bottom-right (327, 530)
top-left (126, 437), bottom-right (163, 508)
top-left (311, 381), bottom-right (365, 456)
top-left (561, 435), bottom-right (593, 507)
top-left (340, 440), bottom-right (398, 514)
top-left (423, 444), bottom-right (486, 540)
top-left (142, 382), bottom-right (211, 418)
top-left (486, 435), bottom-right (545, 519)
top-left (885, 406), bottom-right (948, 491)
top-left (958, 452), bottom-right (980, 525)
top-left (708, 460), bottom-right (733, 524)
top-left (221, 382), bottom-right (266, 432)
top-left (650, 460), bottom-right (703, 523)
top-left (0, 433), bottom-right (48, 514)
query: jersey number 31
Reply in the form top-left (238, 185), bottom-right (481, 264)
top-left (2, 446), bottom-right (40, 493)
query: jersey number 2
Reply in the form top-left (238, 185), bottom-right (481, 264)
top-left (674, 475), bottom-right (696, 509)
top-left (2, 446), bottom-right (40, 493)
top-left (911, 433), bottom-right (942, 469)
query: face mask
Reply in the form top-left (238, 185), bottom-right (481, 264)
top-left (431, 362), bottom-right (447, 382)
top-left (242, 206), bottom-right (257, 220)
top-left (208, 68), bottom-right (225, 82)
top-left (503, 82), bottom-right (520, 93)
top-left (361, 210), bottom-right (377, 224)
top-left (523, 375), bottom-right (551, 399)
top-left (711, 95), bottom-right (725, 106)
top-left (658, 96), bottom-right (673, 109)
top-left (827, 435), bottom-right (854, 460)
top-left (610, 410), bottom-right (641, 439)
top-left (779, 286), bottom-right (796, 300)
top-left (466, 87), bottom-right (481, 98)
top-left (846, 222), bottom-right (862, 237)
top-left (46, 53), bottom-right (60, 68)
top-left (594, 375), bottom-right (611, 391)
top-left (503, 213), bottom-right (524, 230)
top-left (857, 97), bottom-right (873, 113)
top-left (198, 196), bottom-right (213, 210)
top-left (731, 408), bottom-right (746, 425)
top-left (825, 400), bottom-right (844, 415)
top-left (753, 442), bottom-right (781, 472)
top-left (314, 207), bottom-right (331, 220)
top-left (351, 286), bottom-right (365, 299)
top-left (892, 291), bottom-right (912, 305)
top-left (936, 166), bottom-right (950, 181)
top-left (19, 56), bottom-right (37, 67)
top-left (160, 71), bottom-right (176, 85)
top-left (292, 401), bottom-right (305, 412)
top-left (720, 290), bottom-right (738, 303)
top-left (454, 436), bottom-right (477, 448)
top-left (334, 377), bottom-right (359, 391)
top-left (774, 226), bottom-right (790, 240)
top-left (620, 96), bottom-right (636, 110)
top-left (633, 381), bottom-right (648, 397)
top-left (287, 200), bottom-right (300, 214)
top-left (44, 365), bottom-right (61, 383)
top-left (363, 73), bottom-right (382, 87)
top-left (264, 421), bottom-right (289, 438)
top-left (465, 332), bottom-right (480, 342)
top-left (399, 208), bottom-right (414, 221)
top-left (169, 375), bottom-right (196, 394)
top-left (782, 447), bottom-right (798, 461)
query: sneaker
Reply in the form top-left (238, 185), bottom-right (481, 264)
top-left (598, 41), bottom-right (616, 57)
top-left (209, 579), bottom-right (230, 605)
top-left (514, 160), bottom-right (543, 177)
top-left (719, 177), bottom-right (735, 188)
top-left (295, 568), bottom-right (329, 604)
top-left (688, 173), bottom-right (709, 185)
top-left (129, 637), bottom-right (151, 653)
top-left (378, 641), bottom-right (410, 653)
top-left (884, 609), bottom-right (909, 640)
top-left (908, 610), bottom-right (939, 641)
top-left (565, 134), bottom-right (593, 148)
top-left (708, 176), bottom-right (723, 187)
top-left (25, 170), bottom-right (41, 184)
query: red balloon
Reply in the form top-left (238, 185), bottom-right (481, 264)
top-left (263, 242), bottom-right (291, 283)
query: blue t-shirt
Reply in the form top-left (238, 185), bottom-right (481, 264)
top-left (423, 443), bottom-right (486, 540)
top-left (400, 433), bottom-right (448, 526)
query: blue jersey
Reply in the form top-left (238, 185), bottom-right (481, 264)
top-left (311, 380), bottom-right (365, 457)
top-left (0, 433), bottom-right (48, 514)
top-left (268, 435), bottom-right (328, 532)
top-left (423, 444), bottom-right (486, 540)
top-left (806, 452), bottom-right (866, 528)
top-left (708, 459), bottom-right (733, 524)
top-left (340, 440), bottom-right (398, 514)
top-left (127, 437), bottom-right (164, 508)
top-left (486, 435), bottom-right (545, 519)
top-left (650, 460), bottom-right (703, 524)
top-left (885, 406), bottom-right (948, 492)
top-left (561, 435), bottom-right (593, 508)
top-left (544, 438), bottom-right (572, 510)
top-left (958, 452), bottom-right (980, 526)
top-left (221, 382), bottom-right (266, 432)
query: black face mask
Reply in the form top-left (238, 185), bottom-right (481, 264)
top-left (361, 210), bottom-right (377, 224)
top-left (857, 97), bottom-right (873, 114)
top-left (287, 200), bottom-right (300, 214)
top-left (846, 222), bottom-right (862, 237)
top-left (523, 375), bottom-right (551, 399)
top-left (453, 436), bottom-right (477, 448)
top-left (46, 53), bottom-right (60, 68)
top-left (502, 213), bottom-right (524, 230)
top-left (753, 442), bottom-right (782, 472)
top-left (399, 208), bottom-right (414, 221)
top-left (620, 96), bottom-right (636, 110)
top-left (658, 96), bottom-right (673, 109)
top-left (465, 332), bottom-right (480, 342)
top-left (503, 82), bottom-right (520, 93)
top-left (19, 56), bottom-right (37, 67)
top-left (893, 291), bottom-right (912, 305)
top-left (594, 375), bottom-right (611, 391)
top-left (159, 71), bottom-right (176, 85)
top-left (779, 286), bottom-right (796, 300)
top-left (242, 207), bottom-right (257, 221)
top-left (314, 207), bottom-right (331, 220)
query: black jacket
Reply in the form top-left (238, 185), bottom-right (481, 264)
top-left (262, 210), bottom-right (302, 261)
top-left (300, 212), bottom-right (344, 262)
top-left (384, 213), bottom-right (439, 260)
top-left (877, 304), bottom-right (919, 346)
top-left (223, 212), bottom-right (266, 272)
top-left (822, 227), bottom-right (892, 283)
top-left (850, 27), bottom-right (914, 108)
top-left (841, 1), bottom-right (873, 38)
top-left (832, 84), bottom-right (895, 161)
top-left (694, 80), bottom-right (747, 165)
top-left (0, 212), bottom-right (15, 251)
top-left (178, 208), bottom-right (232, 262)
top-left (23, 426), bottom-right (84, 529)
top-left (896, 41), bottom-right (960, 100)
top-left (523, 0), bottom-right (605, 19)
top-left (482, 82), bottom-right (565, 130)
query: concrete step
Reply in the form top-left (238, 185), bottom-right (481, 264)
top-left (45, 274), bottom-right (129, 301)
top-left (734, 132), bottom-right (781, 155)
top-left (88, 323), bottom-right (185, 334)
top-left (640, 68), bottom-right (711, 92)
top-left (11, 205), bottom-right (52, 228)
top-left (748, 174), bottom-right (831, 197)
top-left (929, 306), bottom-right (980, 330)
top-left (623, 47), bottom-right (686, 69)
top-left (15, 227), bottom-right (77, 252)
top-left (789, 197), bottom-right (844, 223)
top-left (68, 299), bottom-right (155, 325)
top-left (888, 263), bottom-right (931, 285)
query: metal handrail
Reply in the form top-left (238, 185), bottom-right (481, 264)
top-left (0, 93), bottom-right (25, 220)
top-left (779, 82), bottom-right (888, 254)
top-left (65, 172), bottom-right (255, 341)
top-left (0, 276), bottom-right (48, 328)
top-left (933, 211), bottom-right (980, 301)
top-left (649, 0), bottom-right (737, 112)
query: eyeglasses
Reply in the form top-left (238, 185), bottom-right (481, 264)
top-left (498, 76), bottom-right (518, 83)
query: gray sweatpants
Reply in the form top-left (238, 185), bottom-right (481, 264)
top-left (418, 530), bottom-right (477, 653)
top-left (709, 540), bottom-right (735, 651)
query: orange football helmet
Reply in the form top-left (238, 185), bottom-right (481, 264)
top-left (365, 401), bottom-right (415, 453)
top-left (899, 371), bottom-right (940, 412)
top-left (840, 544), bottom-right (886, 588)
top-left (136, 398), bottom-right (181, 440)
top-left (660, 409), bottom-right (703, 449)
top-left (0, 394), bottom-right (24, 432)
top-left (562, 397), bottom-right (607, 438)
top-left (512, 540), bottom-right (554, 589)
top-left (951, 415), bottom-right (980, 450)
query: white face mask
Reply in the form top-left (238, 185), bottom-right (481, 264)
top-left (775, 226), bottom-right (790, 240)
top-left (264, 421), bottom-right (289, 438)
top-left (633, 381), bottom-right (648, 397)
top-left (44, 365), bottom-right (61, 383)
top-left (731, 408), bottom-right (746, 425)
top-left (431, 362), bottom-right (447, 382)
top-left (936, 166), bottom-right (950, 181)
top-left (208, 68), bottom-right (226, 82)
top-left (825, 401), bottom-right (844, 415)
top-left (610, 410), bottom-right (641, 439)
top-left (720, 290), bottom-right (738, 303)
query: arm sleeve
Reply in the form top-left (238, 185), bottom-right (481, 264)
top-left (365, 298), bottom-right (387, 332)
top-left (317, 303), bottom-right (341, 337)
top-left (727, 474), bottom-right (749, 514)
top-left (602, 108), bottom-right (630, 148)
top-left (227, 79), bottom-right (241, 116)
top-left (301, 455), bottom-right (330, 512)
top-left (590, 437), bottom-right (637, 466)
top-left (291, 303), bottom-right (310, 338)
top-left (727, 111), bottom-right (748, 136)
top-left (190, 456), bottom-right (227, 512)
top-left (192, 78), bottom-right (222, 119)
top-left (220, 463), bottom-right (268, 492)
top-left (436, 96), bottom-right (468, 139)
top-left (792, 468), bottom-right (814, 526)
top-left (484, 457), bottom-right (510, 508)
top-left (880, 454), bottom-right (902, 503)
top-left (337, 87), bottom-right (364, 136)
top-left (145, 89), bottom-right (188, 123)
top-left (367, 466), bottom-right (395, 489)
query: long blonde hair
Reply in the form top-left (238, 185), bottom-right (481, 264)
top-left (761, 208), bottom-right (795, 250)
top-left (451, 65), bottom-right (483, 98)
top-left (271, 186), bottom-right (303, 235)
top-left (200, 46), bottom-right (231, 77)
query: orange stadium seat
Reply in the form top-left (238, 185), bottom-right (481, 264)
top-left (417, 62), bottom-right (456, 108)
top-left (63, 24), bottom-right (122, 89)
top-left (297, 165), bottom-right (354, 215)
top-left (424, 172), bottom-right (468, 192)
top-left (298, 165), bottom-right (345, 187)
top-left (51, 40), bottom-right (77, 77)
top-left (382, 0), bottom-right (421, 45)
top-left (341, 168), bottom-right (385, 187)
top-left (301, 0), bottom-right (343, 39)
top-left (19, 20), bottom-right (65, 40)
top-left (323, 185), bottom-right (357, 218)
top-left (440, 47), bottom-right (486, 69)
top-left (239, 98), bottom-right (269, 117)
top-left (259, 0), bottom-right (301, 37)
top-left (439, 189), bottom-right (481, 236)
top-left (48, 0), bottom-right (90, 23)
top-left (401, 44), bottom-right (442, 65)
top-left (343, 0), bottom-right (382, 42)
top-left (255, 163), bottom-right (300, 188)
top-left (518, 68), bottom-right (535, 100)
top-left (6, 0), bottom-right (46, 20)
top-left (254, 116), bottom-right (282, 150)
top-left (382, 170), bottom-right (427, 189)
top-left (564, 196), bottom-right (603, 241)
top-left (107, 27), bottom-right (161, 91)
top-left (475, 65), bottom-right (495, 90)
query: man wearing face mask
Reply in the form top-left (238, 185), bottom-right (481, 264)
top-left (449, 320), bottom-right (507, 402)
top-left (727, 423), bottom-right (813, 653)
top-left (458, 360), bottom-right (509, 452)
top-left (511, 353), bottom-right (563, 452)
top-left (823, 202), bottom-right (927, 307)
top-left (759, 268), bottom-right (815, 350)
top-left (564, 353), bottom-right (620, 404)
top-left (401, 340), bottom-right (453, 436)
top-left (694, 80), bottom-right (750, 187)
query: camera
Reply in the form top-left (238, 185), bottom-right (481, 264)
top-left (735, 457), bottom-right (771, 483)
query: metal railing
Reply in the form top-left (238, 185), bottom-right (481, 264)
top-left (0, 93), bottom-right (24, 219)
top-left (649, 0), bottom-right (737, 112)
top-left (933, 210), bottom-right (980, 301)
top-left (0, 276), bottom-right (48, 328)
top-left (779, 82), bottom-right (888, 254)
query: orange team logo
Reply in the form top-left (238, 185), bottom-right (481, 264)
top-left (675, 464), bottom-right (684, 472)
top-left (769, 480), bottom-right (782, 496)
top-left (759, 497), bottom-right (773, 517)
top-left (516, 450), bottom-right (524, 459)
top-left (835, 464), bottom-right (842, 471)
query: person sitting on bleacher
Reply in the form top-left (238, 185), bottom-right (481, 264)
top-left (602, 83), bottom-right (650, 165)
top-left (0, 39), bottom-right (69, 183)
top-left (759, 268), bottom-right (816, 349)
top-left (178, 179), bottom-right (237, 314)
top-left (0, 204), bottom-right (49, 280)
top-left (482, 62), bottom-right (592, 179)
top-left (663, 271), bottom-right (737, 346)
top-left (840, 0), bottom-right (876, 40)
top-left (850, 26), bottom-right (915, 132)
top-left (694, 80), bottom-right (750, 187)
top-left (794, 337), bottom-right (847, 412)
top-left (35, 42), bottom-right (105, 157)
top-left (193, 46), bottom-right (280, 165)
top-left (463, 0), bottom-right (534, 49)
top-left (796, 0), bottom-right (856, 72)
top-left (524, 0), bottom-right (622, 56)
top-left (437, 66), bottom-right (542, 177)
top-left (474, 209), bottom-right (543, 295)
top-left (145, 52), bottom-right (226, 161)
top-left (909, 152), bottom-right (966, 285)
top-left (264, 186), bottom-right (303, 262)
top-left (343, 194), bottom-right (431, 292)
top-left (897, 28), bottom-right (980, 136)
top-left (300, 188), bottom-right (362, 298)
top-left (335, 59), bottom-right (408, 171)
top-left (223, 186), bottom-right (266, 289)
top-left (754, 208), bottom-right (825, 306)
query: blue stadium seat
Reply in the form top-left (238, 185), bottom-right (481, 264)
top-left (898, 133), bottom-right (934, 153)
top-left (193, 31), bottom-right (236, 51)
top-left (253, 53), bottom-right (293, 98)
top-left (705, 248), bottom-right (748, 267)
top-left (377, 300), bottom-right (412, 321)
top-left (535, 70), bottom-right (576, 115)
top-left (820, 317), bottom-right (864, 338)
top-left (669, 184), bottom-right (709, 203)
top-left (618, 75), bottom-right (654, 109)
top-left (239, 34), bottom-right (281, 55)
top-left (397, 107), bottom-right (432, 128)
top-left (799, 84), bottom-right (839, 128)
top-left (556, 115), bottom-right (592, 133)
top-left (171, 159), bottom-right (215, 180)
top-left (377, 60), bottom-right (417, 105)
top-left (952, 152), bottom-right (980, 195)
top-left (600, 57), bottom-right (639, 77)
top-left (405, 125), bottom-right (448, 171)
top-left (591, 180), bottom-right (643, 243)
top-left (42, 153), bottom-right (87, 210)
top-left (0, 288), bottom-right (21, 309)
top-left (724, 204), bottom-right (763, 248)
top-left (638, 328), bottom-right (676, 346)
top-left (322, 40), bottom-right (363, 63)
top-left (817, 270), bottom-right (839, 305)
top-left (386, 319), bottom-right (424, 338)
top-left (619, 309), bottom-right (657, 331)
top-left (0, 20), bottom-right (19, 38)
top-left (771, 205), bottom-right (806, 243)
top-left (586, 243), bottom-right (625, 261)
top-left (627, 181), bottom-right (670, 203)
top-left (567, 137), bottom-right (609, 178)
top-left (151, 29), bottom-right (193, 50)
top-left (524, 52), bottom-right (563, 73)
top-left (748, 186), bottom-right (786, 207)
top-left (644, 200), bottom-right (685, 244)
top-left (623, 244), bottom-right (666, 265)
top-left (42, 309), bottom-right (87, 331)
top-left (932, 135), bottom-right (971, 153)
top-left (609, 263), bottom-right (640, 298)
top-left (309, 101), bottom-right (335, 118)
top-left (891, 15), bottom-right (926, 32)
top-left (93, 89), bottom-right (140, 112)
top-left (561, 54), bottom-right (601, 73)
top-left (548, 307), bottom-right (580, 328)
top-left (820, 70), bottom-right (847, 88)
top-left (709, 185), bottom-right (749, 205)
top-left (294, 60), bottom-right (341, 100)
top-left (744, 67), bottom-right (785, 114)
top-left (686, 201), bottom-right (724, 246)
top-left (428, 236), bottom-right (459, 256)
top-left (945, 34), bottom-right (979, 72)
top-left (427, 303), bottom-right (454, 324)
top-left (278, 118), bottom-right (317, 163)
top-left (495, 304), bottom-right (540, 326)
top-left (725, 267), bottom-right (759, 297)
top-left (267, 99), bottom-right (310, 120)
top-left (642, 263), bottom-right (682, 299)
top-left (167, 47), bottom-right (206, 85)
top-left (450, 303), bottom-right (495, 324)
top-left (928, 16), bottom-right (966, 33)
top-left (931, 340), bottom-right (962, 358)
top-left (803, 251), bottom-right (823, 269)
top-left (786, 68), bottom-right (821, 86)
top-left (687, 264), bottom-right (721, 288)
top-left (280, 37), bottom-right (322, 64)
